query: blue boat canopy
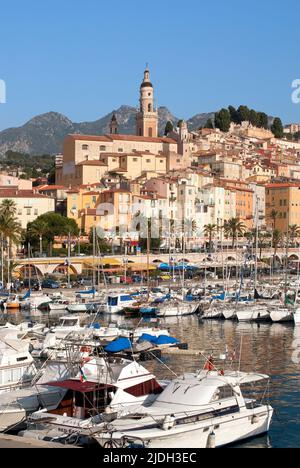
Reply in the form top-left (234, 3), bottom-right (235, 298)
top-left (138, 334), bottom-right (180, 346)
top-left (104, 338), bottom-right (132, 353)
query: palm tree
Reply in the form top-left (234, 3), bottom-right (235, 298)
top-left (270, 210), bottom-right (279, 230)
top-left (258, 231), bottom-right (271, 260)
top-left (272, 229), bottom-right (282, 261)
top-left (27, 220), bottom-right (50, 254)
top-left (0, 199), bottom-right (18, 217)
top-left (0, 210), bottom-right (22, 282)
top-left (289, 225), bottom-right (300, 247)
top-left (203, 224), bottom-right (217, 253)
top-left (223, 218), bottom-right (246, 249)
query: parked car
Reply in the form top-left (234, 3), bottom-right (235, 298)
top-left (22, 279), bottom-right (40, 289)
top-left (120, 276), bottom-right (134, 284)
top-left (41, 279), bottom-right (60, 289)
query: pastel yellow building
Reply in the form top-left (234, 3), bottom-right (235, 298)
top-left (266, 183), bottom-right (300, 232)
top-left (67, 187), bottom-right (102, 233)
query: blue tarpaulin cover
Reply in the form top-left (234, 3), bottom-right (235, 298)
top-left (138, 334), bottom-right (180, 345)
top-left (138, 334), bottom-right (159, 344)
top-left (156, 335), bottom-right (180, 345)
top-left (105, 338), bottom-right (132, 353)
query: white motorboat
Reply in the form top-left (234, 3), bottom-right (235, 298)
top-left (98, 294), bottom-right (137, 315)
top-left (95, 370), bottom-right (273, 449)
top-left (48, 301), bottom-right (69, 312)
top-left (21, 294), bottom-right (52, 311)
top-left (67, 303), bottom-right (92, 313)
top-left (156, 301), bottom-right (199, 318)
top-left (0, 361), bottom-right (72, 432)
top-left (0, 322), bottom-right (45, 337)
top-left (0, 338), bottom-right (37, 394)
top-left (20, 357), bottom-right (168, 443)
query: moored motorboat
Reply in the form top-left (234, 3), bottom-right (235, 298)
top-left (94, 369), bottom-right (273, 449)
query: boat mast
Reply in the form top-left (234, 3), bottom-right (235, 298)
top-left (67, 232), bottom-right (71, 289)
top-left (1, 233), bottom-right (4, 287)
top-left (147, 218), bottom-right (150, 300)
top-left (254, 195), bottom-right (259, 297)
top-left (92, 226), bottom-right (96, 298)
top-left (28, 242), bottom-right (31, 291)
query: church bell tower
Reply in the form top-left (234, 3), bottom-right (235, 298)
top-left (136, 66), bottom-right (158, 138)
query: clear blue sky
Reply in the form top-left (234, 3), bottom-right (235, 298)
top-left (0, 0), bottom-right (300, 131)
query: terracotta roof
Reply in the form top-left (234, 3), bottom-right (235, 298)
top-left (67, 133), bottom-right (177, 145)
top-left (101, 189), bottom-right (131, 195)
top-left (265, 183), bottom-right (300, 188)
top-left (227, 186), bottom-right (254, 193)
top-left (76, 161), bottom-right (108, 167)
top-left (108, 134), bottom-right (177, 144)
top-left (0, 189), bottom-right (54, 199)
top-left (82, 191), bottom-right (101, 196)
top-left (67, 134), bottom-right (111, 142)
top-left (38, 185), bottom-right (66, 191)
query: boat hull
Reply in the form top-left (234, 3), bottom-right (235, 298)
top-left (97, 406), bottom-right (273, 449)
top-left (270, 311), bottom-right (294, 323)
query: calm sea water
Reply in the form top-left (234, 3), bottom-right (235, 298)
top-left (1, 310), bottom-right (300, 449)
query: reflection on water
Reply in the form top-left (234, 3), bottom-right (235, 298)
top-left (1, 309), bottom-right (300, 448)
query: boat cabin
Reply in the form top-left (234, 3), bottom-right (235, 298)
top-left (0, 340), bottom-right (37, 392)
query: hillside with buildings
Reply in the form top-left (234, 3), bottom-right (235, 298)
top-left (2, 66), bottom-right (300, 250)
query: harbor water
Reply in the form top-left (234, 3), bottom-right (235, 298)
top-left (1, 310), bottom-right (299, 448)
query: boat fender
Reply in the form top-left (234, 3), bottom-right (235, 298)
top-left (206, 431), bottom-right (216, 449)
top-left (162, 415), bottom-right (175, 431)
top-left (252, 415), bottom-right (260, 425)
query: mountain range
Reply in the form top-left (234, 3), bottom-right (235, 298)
top-left (0, 106), bottom-right (216, 157)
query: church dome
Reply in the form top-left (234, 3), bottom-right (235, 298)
top-left (141, 81), bottom-right (153, 88)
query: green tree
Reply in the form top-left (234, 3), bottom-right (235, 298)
top-left (228, 106), bottom-right (240, 124)
top-left (203, 224), bottom-right (217, 253)
top-left (164, 121), bottom-right (174, 136)
top-left (271, 117), bottom-right (284, 139)
top-left (0, 199), bottom-right (18, 217)
top-left (289, 225), bottom-right (300, 247)
top-left (0, 200), bottom-right (22, 261)
top-left (26, 213), bottom-right (79, 252)
top-left (272, 229), bottom-right (282, 259)
top-left (204, 118), bottom-right (214, 129)
top-left (215, 109), bottom-right (231, 133)
top-left (249, 109), bottom-right (259, 127)
top-left (237, 105), bottom-right (250, 123)
top-left (257, 112), bottom-right (269, 129)
top-left (269, 210), bottom-right (279, 230)
top-left (223, 218), bottom-right (246, 248)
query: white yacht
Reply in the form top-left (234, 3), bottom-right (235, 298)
top-left (95, 370), bottom-right (273, 449)
top-left (0, 338), bottom-right (37, 394)
top-left (19, 357), bottom-right (168, 444)
top-left (98, 294), bottom-right (137, 315)
top-left (0, 361), bottom-right (71, 432)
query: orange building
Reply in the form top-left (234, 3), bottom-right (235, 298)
top-left (228, 186), bottom-right (254, 229)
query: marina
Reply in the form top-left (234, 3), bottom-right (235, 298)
top-left (0, 277), bottom-right (299, 448)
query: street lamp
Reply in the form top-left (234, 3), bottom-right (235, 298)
top-left (39, 235), bottom-right (43, 257)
